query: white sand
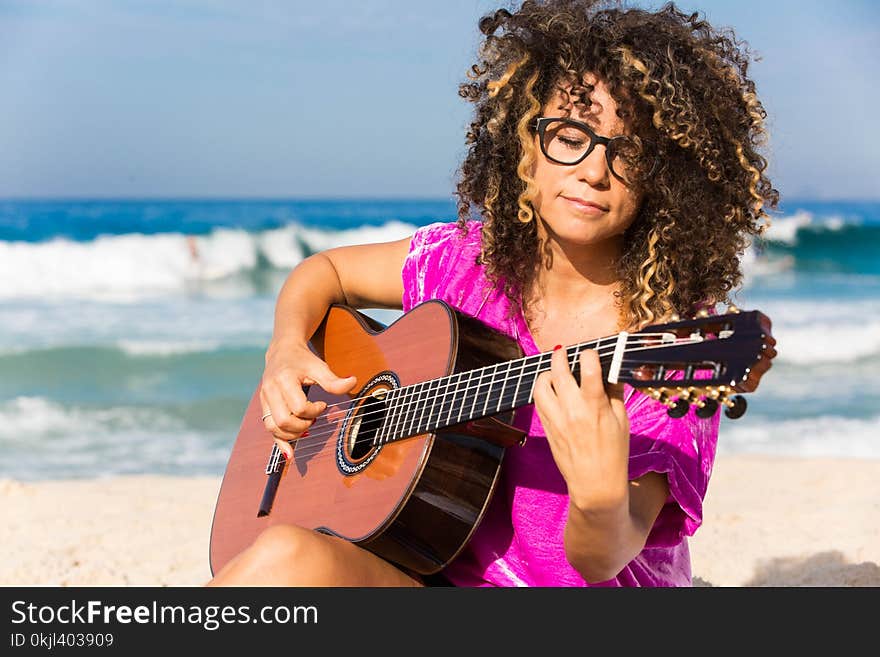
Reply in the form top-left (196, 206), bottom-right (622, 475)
top-left (1, 454), bottom-right (878, 587)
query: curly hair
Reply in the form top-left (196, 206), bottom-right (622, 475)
top-left (454, 0), bottom-right (779, 329)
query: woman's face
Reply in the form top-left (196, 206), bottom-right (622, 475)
top-left (529, 75), bottom-right (642, 249)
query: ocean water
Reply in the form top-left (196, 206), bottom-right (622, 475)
top-left (0, 198), bottom-right (878, 481)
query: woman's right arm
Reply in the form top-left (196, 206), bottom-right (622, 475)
top-left (260, 236), bottom-right (412, 456)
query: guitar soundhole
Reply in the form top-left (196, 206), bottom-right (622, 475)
top-left (348, 394), bottom-right (386, 460)
top-left (336, 372), bottom-right (398, 475)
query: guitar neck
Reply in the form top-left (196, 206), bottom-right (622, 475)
top-left (369, 305), bottom-right (768, 445)
top-left (377, 335), bottom-right (620, 444)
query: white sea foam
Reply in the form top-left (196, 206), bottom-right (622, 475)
top-left (772, 320), bottom-right (880, 364)
top-left (764, 210), bottom-right (815, 244)
top-left (731, 298), bottom-right (880, 365)
top-left (0, 397), bottom-right (230, 480)
top-left (719, 414), bottom-right (880, 459)
top-left (740, 245), bottom-right (795, 283)
top-left (294, 220), bottom-right (416, 252)
top-left (115, 339), bottom-right (223, 356)
top-left (762, 210), bottom-right (852, 245)
top-left (0, 221), bottom-right (418, 301)
top-left (0, 396), bottom-right (183, 440)
top-left (0, 296), bottom-right (275, 353)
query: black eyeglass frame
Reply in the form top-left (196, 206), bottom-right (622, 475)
top-left (531, 116), bottom-right (659, 184)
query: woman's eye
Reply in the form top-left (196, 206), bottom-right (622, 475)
top-left (557, 136), bottom-right (586, 149)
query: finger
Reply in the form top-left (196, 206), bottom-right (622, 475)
top-left (280, 383), bottom-right (326, 421)
top-left (578, 349), bottom-right (613, 408)
top-left (549, 345), bottom-right (581, 398)
top-left (261, 380), bottom-right (289, 424)
top-left (259, 385), bottom-right (284, 433)
top-left (532, 369), bottom-right (555, 403)
top-left (273, 437), bottom-right (294, 460)
top-left (277, 371), bottom-right (326, 419)
top-left (259, 387), bottom-right (271, 422)
top-left (311, 363), bottom-right (358, 396)
top-left (262, 381), bottom-right (313, 434)
top-left (532, 371), bottom-right (561, 426)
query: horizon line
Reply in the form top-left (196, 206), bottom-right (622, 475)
top-left (2, 195), bottom-right (880, 205)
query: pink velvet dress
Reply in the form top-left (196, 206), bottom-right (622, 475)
top-left (400, 220), bottom-right (721, 587)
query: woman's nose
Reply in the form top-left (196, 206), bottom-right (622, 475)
top-left (575, 145), bottom-right (611, 187)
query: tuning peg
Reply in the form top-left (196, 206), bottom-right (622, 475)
top-left (669, 313), bottom-right (681, 322)
top-left (647, 387), bottom-right (668, 404)
top-left (695, 309), bottom-right (710, 318)
top-left (723, 395), bottom-right (748, 419)
top-left (666, 397), bottom-right (690, 418)
top-left (695, 398), bottom-right (719, 418)
top-left (726, 304), bottom-right (741, 314)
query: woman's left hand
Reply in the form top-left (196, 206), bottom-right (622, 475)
top-left (532, 346), bottom-right (631, 512)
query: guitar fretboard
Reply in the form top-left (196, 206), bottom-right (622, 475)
top-left (375, 335), bottom-right (620, 444)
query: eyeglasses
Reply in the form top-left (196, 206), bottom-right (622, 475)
top-left (532, 116), bottom-right (658, 185)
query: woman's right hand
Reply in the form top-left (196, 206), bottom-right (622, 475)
top-left (259, 338), bottom-right (358, 459)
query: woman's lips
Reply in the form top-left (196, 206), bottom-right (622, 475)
top-left (562, 196), bottom-right (608, 214)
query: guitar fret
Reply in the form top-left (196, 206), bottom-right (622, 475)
top-left (392, 384), bottom-right (413, 442)
top-left (431, 376), bottom-right (448, 431)
top-left (496, 360), bottom-right (513, 413)
top-left (508, 358), bottom-right (526, 411)
top-left (383, 337), bottom-right (631, 442)
top-left (431, 377), bottom-right (449, 431)
top-left (571, 344), bottom-right (582, 384)
top-left (456, 371), bottom-right (475, 424)
top-left (526, 355), bottom-right (550, 405)
top-left (481, 364), bottom-right (497, 417)
top-left (379, 388), bottom-right (396, 444)
top-left (388, 388), bottom-right (405, 444)
top-left (423, 378), bottom-right (441, 434)
top-left (442, 372), bottom-right (461, 428)
top-left (467, 369), bottom-right (483, 420)
top-left (407, 382), bottom-right (424, 437)
top-left (406, 381), bottom-right (427, 438)
top-left (401, 382), bottom-right (417, 438)
top-left (375, 388), bottom-right (393, 445)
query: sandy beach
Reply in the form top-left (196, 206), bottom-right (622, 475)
top-left (1, 454), bottom-right (878, 587)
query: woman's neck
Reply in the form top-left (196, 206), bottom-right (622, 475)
top-left (530, 228), bottom-right (624, 306)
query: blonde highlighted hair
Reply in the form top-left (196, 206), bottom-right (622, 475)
top-left (455, 0), bottom-right (779, 329)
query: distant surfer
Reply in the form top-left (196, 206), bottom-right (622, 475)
top-left (184, 235), bottom-right (205, 281)
top-left (186, 235), bottom-right (200, 262)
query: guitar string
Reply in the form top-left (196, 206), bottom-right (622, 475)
top-left (266, 335), bottom-right (718, 462)
top-left (264, 334), bottom-right (674, 448)
top-left (265, 331), bottom-right (695, 424)
top-left (264, 336), bottom-right (723, 463)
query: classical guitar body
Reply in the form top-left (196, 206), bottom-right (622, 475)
top-left (209, 301), bottom-right (527, 577)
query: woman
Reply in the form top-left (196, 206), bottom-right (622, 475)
top-left (208, 0), bottom-right (777, 587)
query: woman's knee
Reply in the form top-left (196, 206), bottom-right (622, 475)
top-left (250, 524), bottom-right (317, 565)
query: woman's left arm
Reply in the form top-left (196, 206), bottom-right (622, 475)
top-left (533, 347), bottom-right (670, 583)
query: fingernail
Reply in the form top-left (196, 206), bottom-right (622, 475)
top-left (301, 430), bottom-right (309, 438)
top-left (554, 344), bottom-right (562, 351)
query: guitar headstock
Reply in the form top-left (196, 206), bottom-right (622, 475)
top-left (616, 306), bottom-right (776, 419)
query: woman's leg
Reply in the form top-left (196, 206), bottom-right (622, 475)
top-left (206, 524), bottom-right (424, 587)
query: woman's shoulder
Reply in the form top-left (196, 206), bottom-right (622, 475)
top-left (402, 219), bottom-right (487, 312)
top-left (409, 219), bottom-right (482, 253)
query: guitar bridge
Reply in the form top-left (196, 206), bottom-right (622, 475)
top-left (257, 445), bottom-right (286, 517)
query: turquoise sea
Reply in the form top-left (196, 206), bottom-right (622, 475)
top-left (1, 198), bottom-right (878, 480)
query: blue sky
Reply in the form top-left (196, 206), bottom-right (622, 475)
top-left (1, 0), bottom-right (878, 200)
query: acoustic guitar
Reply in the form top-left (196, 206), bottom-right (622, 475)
top-left (210, 299), bottom-right (775, 576)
